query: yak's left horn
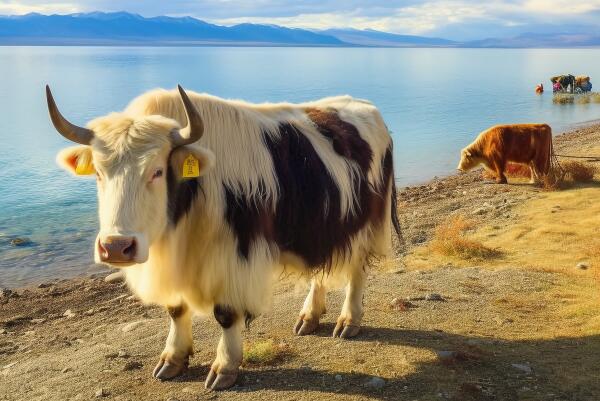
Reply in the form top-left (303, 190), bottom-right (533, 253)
top-left (46, 85), bottom-right (94, 145)
top-left (170, 85), bottom-right (204, 147)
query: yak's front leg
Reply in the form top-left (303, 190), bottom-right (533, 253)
top-left (294, 279), bottom-right (326, 336)
top-left (205, 305), bottom-right (242, 391)
top-left (333, 266), bottom-right (366, 339)
top-left (153, 303), bottom-right (193, 380)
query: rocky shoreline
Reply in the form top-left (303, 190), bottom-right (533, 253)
top-left (1, 124), bottom-right (600, 401)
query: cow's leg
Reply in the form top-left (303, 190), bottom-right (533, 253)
top-left (205, 305), bottom-right (242, 391)
top-left (153, 304), bottom-right (193, 380)
top-left (529, 162), bottom-right (539, 184)
top-left (493, 159), bottom-right (507, 184)
top-left (294, 279), bottom-right (326, 336)
top-left (333, 265), bottom-right (366, 339)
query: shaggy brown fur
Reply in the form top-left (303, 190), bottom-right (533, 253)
top-left (458, 124), bottom-right (553, 184)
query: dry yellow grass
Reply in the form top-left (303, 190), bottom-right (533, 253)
top-left (562, 160), bottom-right (597, 182)
top-left (554, 92), bottom-right (600, 104)
top-left (540, 165), bottom-right (566, 191)
top-left (468, 187), bottom-right (599, 272)
top-left (407, 185), bottom-right (600, 335)
top-left (242, 339), bottom-right (293, 366)
top-left (553, 93), bottom-right (575, 103)
top-left (429, 215), bottom-right (501, 260)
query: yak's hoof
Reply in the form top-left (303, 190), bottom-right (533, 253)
top-left (332, 319), bottom-right (360, 339)
top-left (152, 357), bottom-right (188, 381)
top-left (205, 368), bottom-right (238, 390)
top-left (293, 317), bottom-right (320, 336)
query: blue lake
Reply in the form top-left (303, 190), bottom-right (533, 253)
top-left (1, 46), bottom-right (600, 286)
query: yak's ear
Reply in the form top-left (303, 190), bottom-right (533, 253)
top-left (56, 146), bottom-right (95, 176)
top-left (463, 149), bottom-right (472, 157)
top-left (169, 145), bottom-right (215, 180)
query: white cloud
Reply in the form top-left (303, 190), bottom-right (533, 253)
top-left (0, 1), bottom-right (79, 14)
top-left (212, 2), bottom-right (500, 35)
top-left (212, 0), bottom-right (600, 37)
top-left (524, 0), bottom-right (600, 14)
top-left (2, 0), bottom-right (600, 39)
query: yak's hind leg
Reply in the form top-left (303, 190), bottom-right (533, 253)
top-left (333, 262), bottom-right (367, 339)
top-left (294, 279), bottom-right (327, 336)
top-left (529, 161), bottom-right (540, 184)
top-left (153, 303), bottom-right (193, 380)
top-left (205, 305), bottom-right (243, 391)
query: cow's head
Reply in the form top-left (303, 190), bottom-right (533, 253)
top-left (48, 85), bottom-right (214, 267)
top-left (456, 148), bottom-right (481, 172)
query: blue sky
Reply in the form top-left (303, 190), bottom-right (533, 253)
top-left (1, 1), bottom-right (599, 40)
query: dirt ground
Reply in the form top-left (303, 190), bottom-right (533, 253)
top-left (2, 125), bottom-right (600, 401)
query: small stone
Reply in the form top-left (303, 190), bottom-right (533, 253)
top-left (10, 237), bottom-right (31, 247)
top-left (112, 294), bottom-right (128, 303)
top-left (121, 320), bottom-right (145, 332)
top-left (335, 374), bottom-right (343, 382)
top-left (436, 350), bottom-right (457, 360)
top-left (37, 283), bottom-right (51, 288)
top-left (3, 362), bottom-right (17, 370)
top-left (390, 298), bottom-right (415, 311)
top-left (118, 350), bottom-right (130, 358)
top-left (576, 262), bottom-right (589, 270)
top-left (511, 363), bottom-right (532, 374)
top-left (425, 293), bottom-right (444, 301)
top-left (123, 361), bottom-right (142, 371)
top-left (364, 376), bottom-right (385, 389)
top-left (0, 288), bottom-right (12, 298)
top-left (105, 271), bottom-right (124, 283)
top-left (0, 329), bottom-right (6, 334)
top-left (31, 318), bottom-right (46, 324)
top-left (95, 388), bottom-right (107, 398)
top-left (63, 309), bottom-right (76, 318)
top-left (472, 207), bottom-right (486, 215)
top-left (61, 367), bottom-right (71, 373)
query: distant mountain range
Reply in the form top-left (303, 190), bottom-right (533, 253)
top-left (1, 12), bottom-right (599, 48)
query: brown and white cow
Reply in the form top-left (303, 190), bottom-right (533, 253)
top-left (457, 123), bottom-right (553, 184)
top-left (47, 85), bottom-right (401, 390)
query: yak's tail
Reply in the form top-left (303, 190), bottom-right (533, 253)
top-left (547, 126), bottom-right (554, 174)
top-left (390, 171), bottom-right (404, 247)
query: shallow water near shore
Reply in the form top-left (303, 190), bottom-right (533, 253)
top-left (1, 46), bottom-right (600, 287)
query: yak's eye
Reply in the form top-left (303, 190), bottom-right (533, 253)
top-left (151, 168), bottom-right (164, 180)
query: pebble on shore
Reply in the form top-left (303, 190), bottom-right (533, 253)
top-left (10, 237), bottom-right (31, 247)
top-left (364, 376), bottom-right (385, 389)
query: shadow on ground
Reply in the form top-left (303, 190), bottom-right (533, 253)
top-left (175, 325), bottom-right (600, 400)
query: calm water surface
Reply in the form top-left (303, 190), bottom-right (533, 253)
top-left (1, 46), bottom-right (600, 286)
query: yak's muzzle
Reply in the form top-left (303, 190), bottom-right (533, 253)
top-left (97, 235), bottom-right (137, 264)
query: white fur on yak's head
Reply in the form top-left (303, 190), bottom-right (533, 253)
top-left (47, 85), bottom-right (215, 267)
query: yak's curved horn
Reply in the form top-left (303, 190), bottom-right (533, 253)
top-left (170, 85), bottom-right (204, 147)
top-left (46, 85), bottom-right (94, 145)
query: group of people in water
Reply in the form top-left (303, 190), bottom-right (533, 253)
top-left (536, 74), bottom-right (592, 94)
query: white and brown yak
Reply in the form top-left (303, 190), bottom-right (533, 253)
top-left (47, 85), bottom-right (401, 390)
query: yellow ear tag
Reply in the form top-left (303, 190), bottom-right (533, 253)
top-left (75, 160), bottom-right (95, 175)
top-left (182, 154), bottom-right (200, 178)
